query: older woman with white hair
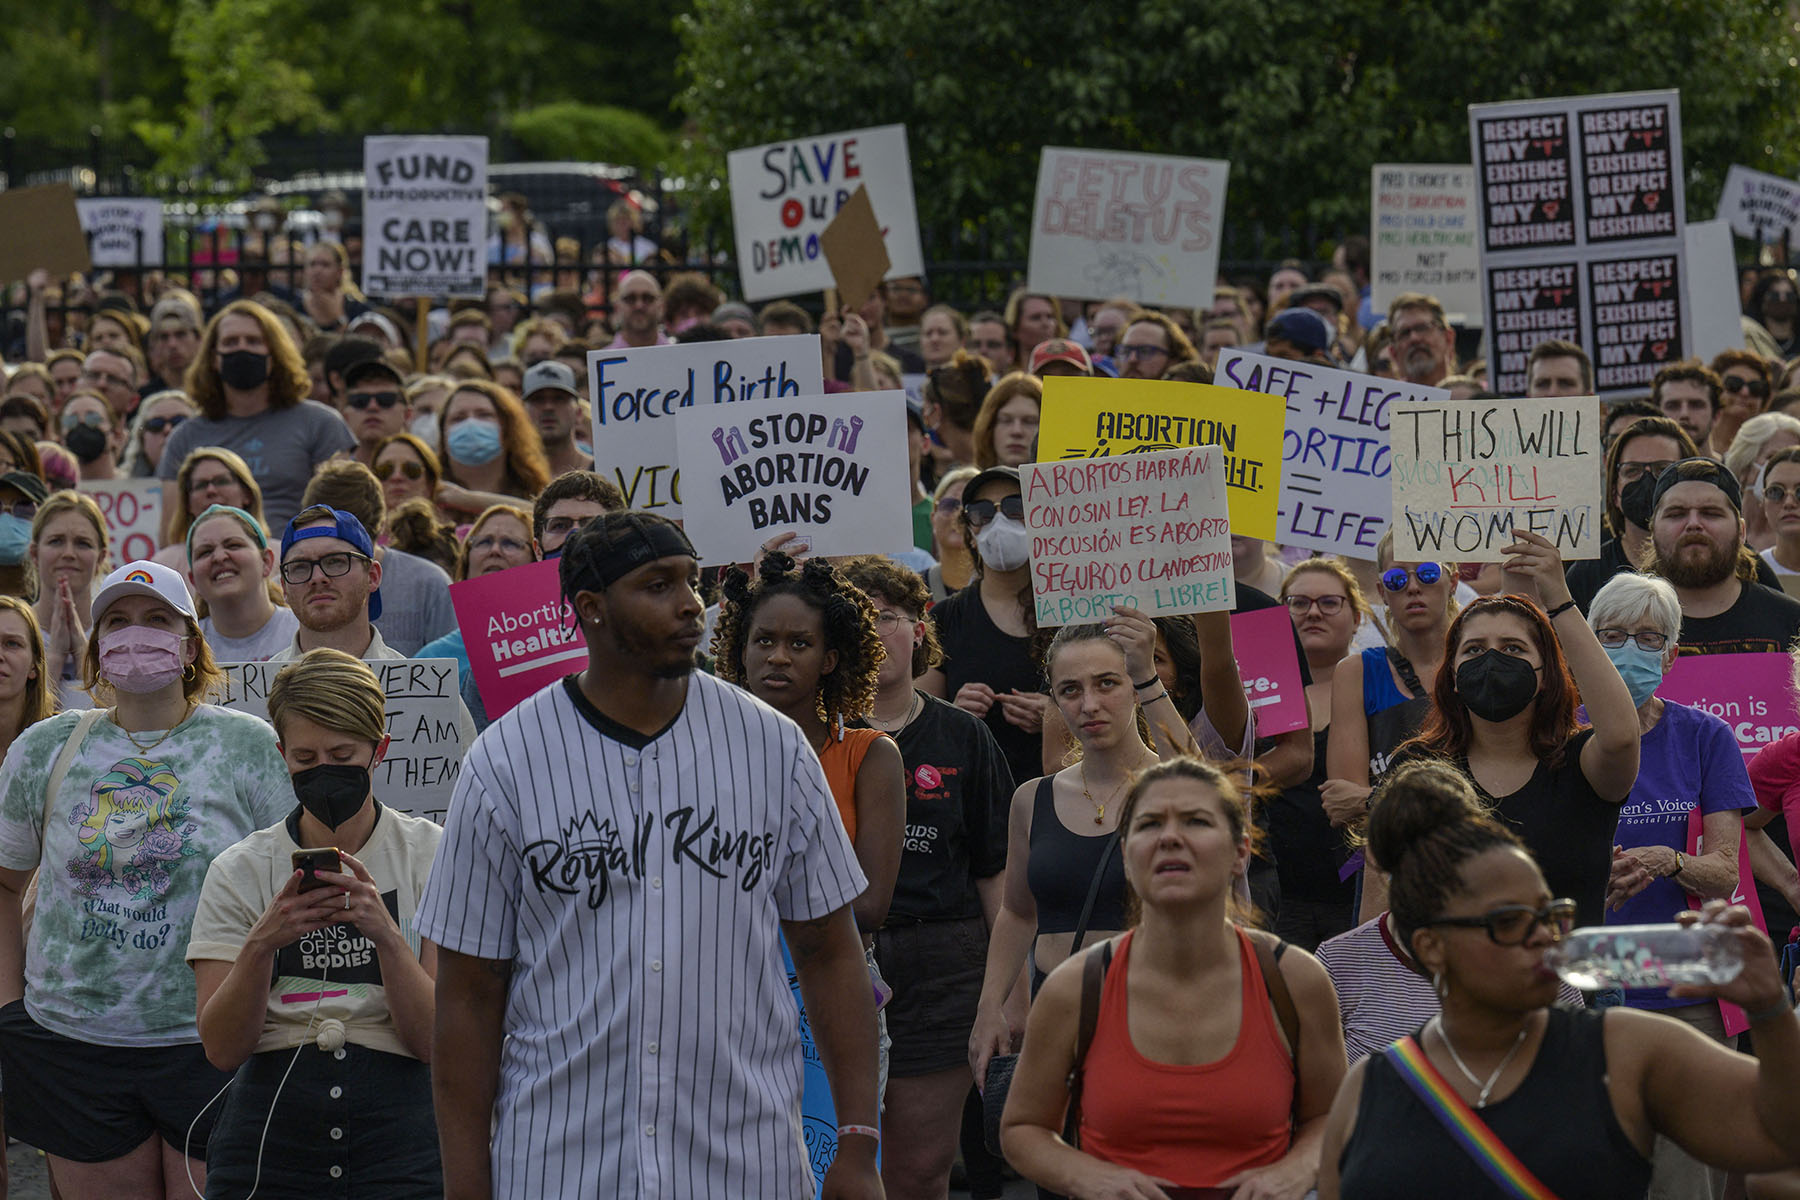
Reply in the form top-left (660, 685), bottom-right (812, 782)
top-left (1725, 410), bottom-right (1800, 550)
top-left (1588, 570), bottom-right (1761, 1197)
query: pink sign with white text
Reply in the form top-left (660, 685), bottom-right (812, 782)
top-left (1231, 605), bottom-right (1308, 737)
top-left (451, 559), bottom-right (584, 719)
top-left (1658, 652), bottom-right (1798, 760)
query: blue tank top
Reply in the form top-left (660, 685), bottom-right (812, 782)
top-left (1360, 645), bottom-right (1409, 715)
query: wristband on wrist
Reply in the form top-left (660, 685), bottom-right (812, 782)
top-left (1745, 997), bottom-right (1796, 1026)
top-left (1133, 676), bottom-right (1160, 691)
top-left (838, 1123), bottom-right (880, 1143)
top-left (1137, 688), bottom-right (1170, 707)
top-left (1545, 599), bottom-right (1577, 619)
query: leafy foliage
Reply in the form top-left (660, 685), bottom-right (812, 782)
top-left (507, 103), bottom-right (671, 170)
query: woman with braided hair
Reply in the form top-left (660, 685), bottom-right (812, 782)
top-left (1320, 759), bottom-right (1800, 1198)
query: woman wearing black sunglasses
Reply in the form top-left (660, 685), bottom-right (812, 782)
top-left (123, 391), bottom-right (198, 479)
top-left (1320, 759), bottom-right (1800, 1199)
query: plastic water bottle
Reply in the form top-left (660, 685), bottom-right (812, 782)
top-left (1545, 924), bottom-right (1743, 990)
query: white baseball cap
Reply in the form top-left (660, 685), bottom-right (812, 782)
top-left (91, 560), bottom-right (197, 624)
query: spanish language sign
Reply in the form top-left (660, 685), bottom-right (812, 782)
top-left (1215, 348), bottom-right (1446, 560)
top-left (451, 559), bottom-right (583, 721)
top-left (1022, 445), bottom-right (1235, 625)
top-left (1369, 165), bottom-right (1481, 322)
top-left (75, 199), bottom-right (163, 269)
top-left (361, 135), bottom-right (488, 298)
top-left (585, 334), bottom-right (822, 515)
top-left (1037, 376), bottom-right (1283, 541)
top-left (1469, 90), bottom-right (1688, 397)
top-left (80, 479), bottom-right (162, 565)
top-left (1026, 148), bottom-right (1229, 309)
top-left (1718, 164), bottom-right (1800, 248)
top-left (1389, 396), bottom-right (1601, 562)
top-left (673, 390), bottom-right (914, 564)
top-left (727, 124), bottom-right (924, 302)
top-left (217, 659), bottom-right (465, 822)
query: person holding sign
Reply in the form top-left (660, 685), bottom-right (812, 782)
top-left (189, 648), bottom-right (442, 1199)
top-left (1386, 530), bottom-right (1640, 926)
top-left (0, 560), bottom-right (291, 1199)
top-left (1320, 763), bottom-right (1800, 1199)
top-left (187, 504), bottom-right (297, 663)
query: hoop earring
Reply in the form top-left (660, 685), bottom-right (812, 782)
top-left (183, 663), bottom-right (195, 682)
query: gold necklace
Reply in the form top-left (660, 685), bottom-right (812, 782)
top-left (113, 702), bottom-right (193, 755)
top-left (1079, 759), bottom-right (1126, 825)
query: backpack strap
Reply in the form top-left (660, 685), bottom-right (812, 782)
top-left (1062, 939), bottom-right (1114, 1149)
top-left (1250, 930), bottom-right (1301, 1078)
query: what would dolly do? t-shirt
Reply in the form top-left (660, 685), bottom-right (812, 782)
top-left (0, 707), bottom-right (292, 1044)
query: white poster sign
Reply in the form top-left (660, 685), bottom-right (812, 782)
top-left (75, 199), bottom-right (163, 269)
top-left (1684, 220), bottom-right (1745, 367)
top-left (586, 334), bottom-right (823, 515)
top-left (80, 479), bottom-right (163, 565)
top-left (1026, 148), bottom-right (1228, 308)
top-left (728, 124), bottom-right (923, 302)
top-left (673, 390), bottom-right (913, 564)
top-left (1370, 165), bottom-right (1481, 323)
top-left (361, 135), bottom-right (488, 298)
top-left (1718, 164), bottom-right (1800, 248)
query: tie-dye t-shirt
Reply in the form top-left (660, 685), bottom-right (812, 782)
top-left (0, 705), bottom-right (291, 1046)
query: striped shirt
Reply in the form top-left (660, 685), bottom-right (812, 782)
top-left (414, 671), bottom-right (866, 1200)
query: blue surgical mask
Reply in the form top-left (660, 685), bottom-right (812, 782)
top-left (0, 515), bottom-right (28, 565)
top-left (576, 441), bottom-right (594, 461)
top-left (1605, 641), bottom-right (1666, 707)
top-left (447, 419), bottom-right (503, 467)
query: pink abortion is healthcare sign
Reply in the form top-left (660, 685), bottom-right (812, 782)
top-left (451, 558), bottom-right (585, 719)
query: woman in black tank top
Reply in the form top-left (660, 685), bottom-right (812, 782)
top-left (1319, 761), bottom-right (1800, 1199)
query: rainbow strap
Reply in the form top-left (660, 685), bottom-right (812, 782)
top-left (1383, 1036), bottom-right (1562, 1200)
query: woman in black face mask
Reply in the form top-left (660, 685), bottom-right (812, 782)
top-left (1383, 529), bottom-right (1640, 930)
top-left (189, 647), bottom-right (443, 1198)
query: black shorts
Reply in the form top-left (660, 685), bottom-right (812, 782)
top-left (0, 998), bottom-right (232, 1162)
top-left (206, 1041), bottom-right (441, 1199)
top-left (875, 915), bottom-right (986, 1078)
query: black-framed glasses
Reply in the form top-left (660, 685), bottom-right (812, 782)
top-left (188, 472), bottom-right (238, 495)
top-left (1391, 320), bottom-right (1444, 342)
top-left (1594, 628), bottom-right (1669, 652)
top-left (1616, 459), bottom-right (1675, 485)
top-left (1724, 375), bottom-right (1771, 399)
top-left (964, 495), bottom-right (1024, 527)
top-left (374, 459), bottom-right (425, 482)
top-left (1422, 899), bottom-right (1577, 945)
top-left (279, 551), bottom-right (370, 586)
top-left (1115, 344), bottom-right (1170, 362)
top-left (1381, 563), bottom-right (1441, 591)
top-left (141, 414), bottom-right (187, 435)
top-left (346, 391), bottom-right (404, 411)
top-left (1285, 594), bottom-right (1347, 616)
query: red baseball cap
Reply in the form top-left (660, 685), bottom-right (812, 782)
top-left (1028, 338), bottom-right (1094, 375)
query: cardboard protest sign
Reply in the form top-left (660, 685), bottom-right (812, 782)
top-left (217, 659), bottom-right (465, 822)
top-left (586, 334), bottom-right (823, 515)
top-left (1389, 395), bottom-right (1601, 562)
top-left (1022, 446), bottom-right (1235, 625)
top-left (75, 199), bottom-right (163, 269)
top-left (1685, 220), bottom-right (1746, 366)
top-left (819, 185), bottom-right (891, 311)
top-left (1230, 605), bottom-right (1308, 737)
top-left (1036, 376), bottom-right (1284, 541)
top-left (1659, 653), bottom-right (1799, 762)
top-left (451, 559), bottom-right (584, 721)
top-left (1370, 165), bottom-right (1481, 322)
top-left (728, 124), bottom-right (923, 302)
top-left (0, 184), bottom-right (90, 282)
top-left (1718, 164), bottom-right (1800, 248)
top-left (1026, 148), bottom-right (1229, 309)
top-left (80, 479), bottom-right (163, 565)
top-left (673, 390), bottom-right (914, 564)
top-left (1215, 349), bottom-right (1447, 560)
top-left (1470, 90), bottom-right (1688, 397)
top-left (361, 135), bottom-right (487, 298)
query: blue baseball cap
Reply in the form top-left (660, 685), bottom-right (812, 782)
top-left (280, 504), bottom-right (382, 622)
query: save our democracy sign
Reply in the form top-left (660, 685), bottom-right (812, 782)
top-left (673, 390), bottom-right (914, 564)
top-left (1037, 376), bottom-right (1284, 541)
top-left (1214, 348), bottom-right (1447, 560)
top-left (586, 334), bottom-right (823, 515)
top-left (1022, 445), bottom-right (1235, 625)
top-left (1026, 148), bottom-right (1228, 309)
top-left (1469, 89), bottom-right (1688, 397)
top-left (1389, 395), bottom-right (1601, 562)
top-left (361, 135), bottom-right (487, 298)
top-left (1369, 165), bottom-right (1480, 323)
top-left (75, 198), bottom-right (163, 269)
top-left (727, 124), bottom-right (924, 302)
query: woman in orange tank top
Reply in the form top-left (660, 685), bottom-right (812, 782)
top-left (1000, 758), bottom-right (1347, 1199)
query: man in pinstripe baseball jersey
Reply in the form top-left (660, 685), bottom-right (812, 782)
top-left (416, 510), bottom-right (884, 1200)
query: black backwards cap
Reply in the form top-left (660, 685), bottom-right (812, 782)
top-left (1650, 456), bottom-right (1742, 518)
top-left (560, 510), bottom-right (698, 603)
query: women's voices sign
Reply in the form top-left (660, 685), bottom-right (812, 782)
top-left (1022, 445), bottom-right (1235, 626)
top-left (1389, 396), bottom-right (1600, 562)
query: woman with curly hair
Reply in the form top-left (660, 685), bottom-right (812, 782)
top-left (713, 552), bottom-right (905, 938)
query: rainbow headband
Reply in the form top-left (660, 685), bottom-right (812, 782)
top-left (1384, 1036), bottom-right (1560, 1200)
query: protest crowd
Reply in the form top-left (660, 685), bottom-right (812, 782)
top-left (2, 107), bottom-right (1800, 1200)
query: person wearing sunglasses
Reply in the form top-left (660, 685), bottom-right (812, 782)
top-left (1724, 411), bottom-right (1800, 552)
top-left (372, 433), bottom-right (443, 518)
top-left (924, 466), bottom-right (978, 603)
top-left (340, 358), bottom-right (413, 471)
top-left (1325, 532), bottom-right (1458, 858)
top-left (1748, 271), bottom-right (1800, 359)
top-left (1706, 350), bottom-right (1777, 462)
top-left (1756, 445), bottom-right (1800, 576)
top-left (122, 390), bottom-right (198, 479)
top-left (1321, 760), bottom-right (1800, 1200)
top-left (1566, 414), bottom-right (1699, 615)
